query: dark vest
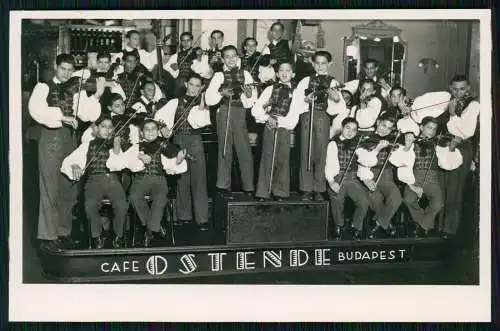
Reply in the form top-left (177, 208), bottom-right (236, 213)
top-left (334, 136), bottom-right (359, 178)
top-left (138, 140), bottom-right (166, 177)
top-left (360, 133), bottom-right (396, 178)
top-left (207, 49), bottom-right (223, 73)
top-left (117, 70), bottom-right (142, 105)
top-left (241, 52), bottom-right (262, 81)
top-left (307, 74), bottom-right (334, 112)
top-left (45, 80), bottom-right (74, 116)
top-left (413, 139), bottom-right (439, 171)
top-left (174, 97), bottom-right (202, 135)
top-left (268, 40), bottom-right (292, 66)
top-left (177, 48), bottom-right (195, 79)
top-left (86, 139), bottom-right (112, 175)
top-left (221, 68), bottom-right (246, 100)
top-left (268, 82), bottom-right (293, 117)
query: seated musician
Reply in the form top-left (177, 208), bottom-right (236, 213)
top-left (60, 115), bottom-right (129, 249)
top-left (124, 118), bottom-right (188, 247)
top-left (355, 113), bottom-right (402, 239)
top-left (82, 93), bottom-right (140, 147)
top-left (130, 79), bottom-right (168, 119)
top-left (205, 45), bottom-right (258, 198)
top-left (325, 118), bottom-right (370, 240)
top-left (290, 50), bottom-right (343, 201)
top-left (117, 51), bottom-right (163, 106)
top-left (154, 73), bottom-right (212, 231)
top-left (389, 116), bottom-right (463, 237)
top-left (382, 86), bottom-right (412, 119)
top-left (252, 61), bottom-right (300, 201)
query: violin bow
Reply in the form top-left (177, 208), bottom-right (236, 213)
top-left (169, 90), bottom-right (205, 135)
top-left (338, 135), bottom-right (367, 189)
top-left (307, 86), bottom-right (316, 171)
top-left (177, 31), bottom-right (208, 67)
top-left (374, 130), bottom-right (401, 188)
top-left (249, 43), bottom-right (270, 75)
top-left (268, 124), bottom-right (279, 194)
top-left (416, 129), bottom-right (442, 203)
top-left (73, 42), bottom-right (89, 122)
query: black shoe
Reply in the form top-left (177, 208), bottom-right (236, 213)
top-left (441, 232), bottom-right (454, 240)
top-left (301, 192), bottom-right (313, 201)
top-left (314, 192), bottom-right (325, 201)
top-left (92, 236), bottom-right (105, 249)
top-left (40, 240), bottom-right (60, 252)
top-left (272, 195), bottom-right (284, 202)
top-left (112, 236), bottom-right (124, 248)
top-left (333, 225), bottom-right (342, 239)
top-left (199, 223), bottom-right (210, 232)
top-left (387, 224), bottom-right (397, 237)
top-left (413, 224), bottom-right (427, 238)
top-left (257, 197), bottom-right (268, 202)
top-left (144, 231), bottom-right (153, 248)
top-left (57, 236), bottom-right (75, 249)
top-left (368, 224), bottom-right (381, 239)
top-left (352, 228), bottom-right (362, 240)
top-left (243, 191), bottom-right (254, 199)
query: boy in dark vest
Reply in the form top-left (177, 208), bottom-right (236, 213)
top-left (252, 61), bottom-right (300, 201)
top-left (207, 30), bottom-right (225, 73)
top-left (355, 114), bottom-right (402, 238)
top-left (290, 50), bottom-right (342, 201)
top-left (130, 79), bottom-right (168, 119)
top-left (29, 53), bottom-right (103, 250)
top-left (165, 32), bottom-right (198, 97)
top-left (389, 116), bottom-right (463, 237)
top-left (154, 73), bottom-right (211, 230)
top-left (326, 118), bottom-right (370, 240)
top-left (263, 22), bottom-right (293, 71)
top-left (60, 115), bottom-right (129, 249)
top-left (205, 45), bottom-right (258, 197)
top-left (241, 37), bottom-right (263, 82)
top-left (125, 118), bottom-right (188, 247)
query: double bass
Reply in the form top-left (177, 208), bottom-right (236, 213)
top-left (150, 19), bottom-right (175, 101)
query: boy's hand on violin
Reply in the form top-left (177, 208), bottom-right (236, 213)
top-left (329, 181), bottom-right (341, 193)
top-left (94, 77), bottom-right (106, 98)
top-left (220, 88), bottom-right (234, 98)
top-left (138, 152), bottom-right (152, 164)
top-left (160, 125), bottom-right (172, 138)
top-left (243, 85), bottom-right (253, 98)
top-left (363, 179), bottom-right (376, 192)
top-left (376, 140), bottom-right (390, 151)
top-left (327, 88), bottom-right (341, 103)
top-left (61, 116), bottom-right (78, 130)
top-left (448, 98), bottom-right (458, 116)
top-left (304, 92), bottom-right (316, 104)
top-left (170, 63), bottom-right (179, 71)
top-left (71, 164), bottom-right (83, 181)
top-left (378, 78), bottom-right (391, 91)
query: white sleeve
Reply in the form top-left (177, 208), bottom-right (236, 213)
top-left (154, 99), bottom-right (177, 130)
top-left (324, 141), bottom-right (340, 183)
top-left (71, 68), bottom-right (92, 80)
top-left (161, 155), bottom-right (188, 175)
top-left (110, 82), bottom-right (127, 100)
top-left (60, 143), bottom-right (89, 180)
top-left (153, 83), bottom-right (165, 102)
top-left (28, 83), bottom-right (64, 128)
top-left (251, 85), bottom-right (273, 124)
top-left (436, 146), bottom-right (463, 170)
top-left (191, 55), bottom-right (212, 79)
top-left (355, 97), bottom-right (382, 129)
top-left (330, 112), bottom-right (349, 139)
top-left (397, 116), bottom-right (420, 136)
top-left (397, 167), bottom-right (416, 185)
top-left (131, 102), bottom-right (147, 114)
top-left (106, 148), bottom-right (127, 172)
top-left (81, 126), bottom-right (96, 143)
top-left (389, 145), bottom-right (416, 185)
top-left (123, 144), bottom-right (146, 172)
top-left (262, 46), bottom-right (270, 55)
top-left (447, 101), bottom-right (480, 140)
top-left (258, 66), bottom-right (276, 83)
top-left (326, 79), bottom-right (346, 116)
top-left (289, 77), bottom-right (310, 115)
top-left (357, 165), bottom-right (374, 181)
top-left (241, 71), bottom-right (257, 109)
top-left (411, 91), bottom-right (452, 122)
top-left (205, 72), bottom-right (224, 106)
top-left (277, 103), bottom-right (301, 131)
top-left (356, 147), bottom-right (378, 167)
top-left (343, 79), bottom-right (359, 95)
top-left (129, 124), bottom-right (140, 144)
top-left (73, 92), bottom-right (101, 122)
top-left (187, 105), bottom-right (211, 129)
top-left (164, 53), bottom-right (179, 78)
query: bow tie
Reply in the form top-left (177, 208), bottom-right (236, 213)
top-left (278, 83), bottom-right (291, 89)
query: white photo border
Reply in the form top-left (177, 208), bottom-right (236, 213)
top-left (9, 9), bottom-right (492, 322)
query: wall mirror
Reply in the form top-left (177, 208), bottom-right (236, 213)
top-left (343, 20), bottom-right (407, 86)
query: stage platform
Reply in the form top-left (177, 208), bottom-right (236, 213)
top-left (38, 192), bottom-right (454, 283)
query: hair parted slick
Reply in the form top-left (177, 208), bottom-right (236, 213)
top-left (125, 30), bottom-right (140, 39)
top-left (56, 53), bottom-right (75, 66)
top-left (342, 117), bottom-right (359, 128)
top-left (312, 50), bottom-right (332, 63)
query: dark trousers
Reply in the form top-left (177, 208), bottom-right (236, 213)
top-left (328, 175), bottom-right (370, 230)
top-left (173, 134), bottom-right (209, 223)
top-left (369, 169), bottom-right (403, 228)
top-left (84, 174), bottom-right (128, 238)
top-left (255, 126), bottom-right (291, 199)
top-left (216, 101), bottom-right (254, 192)
top-left (37, 127), bottom-right (78, 240)
top-left (404, 170), bottom-right (443, 230)
top-left (439, 140), bottom-right (474, 234)
top-left (299, 111), bottom-right (331, 193)
top-left (129, 175), bottom-right (169, 232)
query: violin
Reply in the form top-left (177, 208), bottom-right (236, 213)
top-left (304, 82), bottom-right (346, 97)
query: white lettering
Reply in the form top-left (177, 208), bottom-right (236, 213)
top-left (263, 250), bottom-right (282, 268)
top-left (338, 252), bottom-right (345, 261)
top-left (236, 251), bottom-right (256, 270)
top-left (399, 249), bottom-right (406, 259)
top-left (100, 260), bottom-right (140, 273)
top-left (146, 256), bottom-right (168, 276)
top-left (379, 251), bottom-right (386, 260)
top-left (389, 250), bottom-right (396, 260)
top-left (314, 249), bottom-right (331, 266)
top-left (208, 252), bottom-right (227, 271)
top-left (290, 249), bottom-right (309, 267)
top-left (179, 254), bottom-right (197, 275)
top-left (101, 262), bottom-right (110, 273)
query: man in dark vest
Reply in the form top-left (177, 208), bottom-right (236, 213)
top-left (28, 53), bottom-right (104, 250)
top-left (165, 32), bottom-right (198, 97)
top-left (263, 22), bottom-right (293, 71)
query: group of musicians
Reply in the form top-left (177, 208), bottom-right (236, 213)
top-left (27, 22), bottom-right (480, 250)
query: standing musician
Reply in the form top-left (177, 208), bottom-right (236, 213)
top-left (437, 75), bottom-right (480, 240)
top-left (125, 118), bottom-right (188, 247)
top-left (165, 32), bottom-right (198, 97)
top-left (130, 79), bottom-right (168, 119)
top-left (111, 29), bottom-right (142, 70)
top-left (290, 50), bottom-right (343, 201)
top-left (344, 58), bottom-right (391, 104)
top-left (205, 45), bottom-right (258, 198)
top-left (389, 116), bottom-right (463, 237)
top-left (355, 114), bottom-right (402, 239)
top-left (60, 115), bottom-right (129, 249)
top-left (262, 22), bottom-right (293, 71)
top-left (154, 73), bottom-right (212, 230)
top-left (325, 118), bottom-right (370, 240)
top-left (241, 37), bottom-right (263, 82)
top-left (251, 61), bottom-right (300, 201)
top-left (29, 53), bottom-right (104, 251)
top-left (207, 30), bottom-right (225, 73)
top-left (348, 80), bottom-right (383, 134)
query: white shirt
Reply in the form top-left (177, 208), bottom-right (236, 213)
top-left (205, 65), bottom-right (257, 109)
top-left (138, 48), bottom-right (167, 72)
top-left (28, 77), bottom-right (101, 128)
top-left (262, 39), bottom-right (292, 55)
top-left (121, 143), bottom-right (188, 175)
top-left (154, 97), bottom-right (212, 132)
top-left (348, 97), bottom-right (382, 131)
top-left (289, 75), bottom-right (342, 116)
top-left (447, 100), bottom-right (480, 140)
top-left (251, 83), bottom-right (299, 131)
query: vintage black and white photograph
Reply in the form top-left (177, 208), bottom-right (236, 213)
top-left (10, 10), bottom-right (491, 322)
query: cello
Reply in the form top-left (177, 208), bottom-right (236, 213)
top-left (150, 19), bottom-right (175, 101)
